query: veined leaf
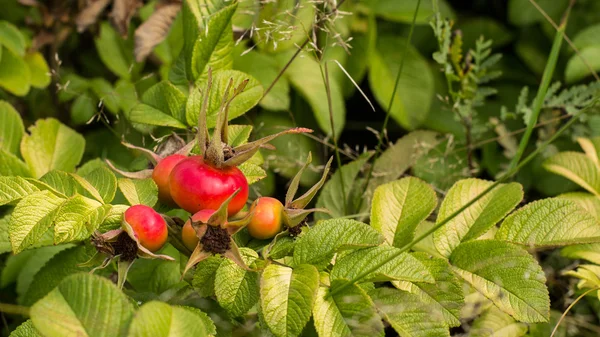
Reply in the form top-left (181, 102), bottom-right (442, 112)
top-left (393, 253), bottom-right (464, 327)
top-left (330, 246), bottom-right (434, 284)
top-left (543, 151), bottom-right (600, 195)
top-left (9, 191), bottom-right (66, 253)
top-left (449, 240), bottom-right (549, 323)
top-left (0, 215), bottom-right (10, 254)
top-left (496, 198), bottom-right (600, 247)
top-left (53, 195), bottom-right (111, 244)
top-left (468, 306), bottom-right (527, 337)
top-left (94, 22), bottom-right (138, 79)
top-left (118, 178), bottom-right (158, 207)
top-left (556, 192), bottom-right (600, 220)
top-left (293, 219), bottom-right (383, 269)
top-left (260, 264), bottom-right (319, 337)
top-left (99, 204), bottom-right (129, 232)
top-left (371, 177), bottom-right (437, 247)
top-left (15, 245), bottom-right (73, 300)
top-left (40, 171), bottom-right (104, 203)
top-left (0, 149), bottom-right (31, 176)
top-left (9, 320), bottom-right (42, 337)
top-left (0, 46), bottom-right (31, 96)
top-left (433, 179), bottom-right (523, 257)
top-left (78, 162), bottom-right (118, 203)
top-left (0, 100), bottom-right (24, 154)
top-left (227, 125), bottom-right (253, 147)
top-left (239, 162), bottom-right (266, 185)
top-left (127, 245), bottom-right (181, 294)
top-left (192, 256), bottom-right (223, 297)
top-left (312, 281), bottom-right (384, 337)
top-left (0, 176), bottom-right (39, 206)
top-left (370, 287), bottom-right (450, 337)
top-left (128, 81), bottom-right (188, 129)
top-left (30, 273), bottom-right (135, 337)
top-left (214, 247), bottom-right (259, 317)
top-left (20, 118), bottom-right (85, 178)
top-left (128, 301), bottom-right (216, 337)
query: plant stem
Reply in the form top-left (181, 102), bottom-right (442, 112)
top-left (551, 287), bottom-right (600, 337)
top-left (0, 303), bottom-right (30, 317)
top-left (329, 107), bottom-right (586, 297)
top-left (507, 8), bottom-right (569, 171)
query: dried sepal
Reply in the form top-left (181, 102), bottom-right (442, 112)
top-left (225, 201), bottom-right (257, 235)
top-left (182, 244), bottom-right (212, 277)
top-left (197, 68), bottom-right (213, 155)
top-left (205, 188), bottom-right (241, 227)
top-left (222, 243), bottom-right (254, 271)
top-left (283, 208), bottom-right (331, 228)
top-left (116, 258), bottom-right (135, 289)
top-left (121, 217), bottom-right (175, 261)
top-left (106, 160), bottom-right (153, 179)
top-left (285, 152), bottom-right (313, 206)
top-left (121, 142), bottom-right (161, 164)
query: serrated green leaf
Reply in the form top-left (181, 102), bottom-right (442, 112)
top-left (276, 51), bottom-right (345, 137)
top-left (9, 320), bottom-right (42, 337)
top-left (192, 256), bottom-right (224, 297)
top-left (449, 240), bottom-right (549, 323)
top-left (0, 149), bottom-right (32, 177)
top-left (369, 36), bottom-right (433, 130)
top-left (22, 245), bottom-right (96, 306)
top-left (393, 253), bottom-right (463, 327)
top-left (260, 264), bottom-right (319, 337)
top-left (316, 153), bottom-right (372, 220)
top-left (371, 177), bottom-right (437, 247)
top-left (370, 287), bottom-right (450, 337)
top-left (20, 118), bottom-right (85, 178)
top-left (293, 219), bottom-right (383, 269)
top-left (24, 52), bottom-right (51, 88)
top-left (331, 246), bottom-right (434, 284)
top-left (98, 204), bottom-right (129, 232)
top-left (543, 151), bottom-right (600, 195)
top-left (468, 306), bottom-right (527, 337)
top-left (127, 245), bottom-right (181, 294)
top-left (313, 281), bottom-right (384, 337)
top-left (16, 244), bottom-right (72, 300)
top-left (78, 163), bottom-right (118, 203)
top-left (128, 103), bottom-right (187, 129)
top-left (0, 215), bottom-right (10, 253)
top-left (0, 176), bottom-right (39, 206)
top-left (54, 195), bottom-right (111, 244)
top-left (0, 21), bottom-right (26, 55)
top-left (146, 81), bottom-right (187, 121)
top-left (0, 100), bottom-right (24, 154)
top-left (118, 178), bottom-right (158, 207)
top-left (227, 124), bottom-right (253, 147)
top-left (214, 247), bottom-right (259, 317)
top-left (9, 190), bottom-right (66, 253)
top-left (0, 46), bottom-right (31, 96)
top-left (186, 70), bottom-right (263, 128)
top-left (496, 198), bottom-right (600, 247)
top-left (239, 162), bottom-right (266, 184)
top-left (433, 179), bottom-right (523, 257)
top-left (39, 171), bottom-right (103, 203)
top-left (556, 192), bottom-right (600, 220)
top-left (30, 273), bottom-right (135, 337)
top-left (128, 301), bottom-right (216, 337)
top-left (94, 22), bottom-right (138, 79)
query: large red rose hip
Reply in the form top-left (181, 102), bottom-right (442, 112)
top-left (169, 156), bottom-right (249, 215)
top-left (152, 154), bottom-right (187, 205)
top-left (123, 205), bottom-right (168, 252)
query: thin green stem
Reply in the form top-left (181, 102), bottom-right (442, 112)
top-left (551, 287), bottom-right (600, 337)
top-left (0, 303), bottom-right (30, 317)
top-left (508, 9), bottom-right (570, 171)
top-left (357, 0), bottom-right (421, 212)
top-left (330, 107), bottom-right (585, 297)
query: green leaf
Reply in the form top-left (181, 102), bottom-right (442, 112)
top-left (39, 171), bottom-right (104, 203)
top-left (0, 46), bottom-right (31, 96)
top-left (99, 204), bottom-right (129, 232)
top-left (20, 118), bottom-right (85, 178)
top-left (253, 0), bottom-right (314, 53)
top-left (393, 253), bottom-right (464, 327)
top-left (118, 178), bottom-right (158, 207)
top-left (9, 320), bottom-right (42, 337)
top-left (316, 153), bottom-right (372, 220)
top-left (276, 51), bottom-right (346, 137)
top-left (573, 23), bottom-right (600, 50)
top-left (496, 198), bottom-right (600, 247)
top-left (186, 69), bottom-right (263, 128)
top-left (312, 281), bottom-right (384, 337)
top-left (0, 176), bottom-right (40, 205)
top-left (70, 94), bottom-right (96, 125)
top-left (458, 18), bottom-right (513, 49)
top-left (370, 287), bottom-right (450, 337)
top-left (433, 179), bottom-right (523, 257)
top-left (543, 151), bottom-right (600, 195)
top-left (293, 219), bottom-right (383, 268)
top-left (192, 256), bottom-right (223, 297)
top-left (239, 162), bottom-right (266, 185)
top-left (0, 149), bottom-right (31, 176)
top-left (363, 0), bottom-right (454, 24)
top-left (24, 52), bottom-right (51, 88)
top-left (144, 81), bottom-right (187, 122)
top-left (233, 49), bottom-right (290, 111)
top-left (128, 103), bottom-right (187, 130)
top-left (371, 177), bottom-right (437, 247)
top-left (449, 240), bottom-right (549, 323)
top-left (0, 215), bottom-right (10, 253)
top-left (78, 162), bottom-right (118, 203)
top-left (330, 246), bottom-right (434, 284)
top-left (565, 46), bottom-right (600, 83)
top-left (30, 273), bottom-right (135, 337)
top-left (127, 301), bottom-right (216, 337)
top-left (53, 195), bottom-right (111, 244)
top-left (9, 190), bottom-right (66, 253)
top-left (0, 21), bottom-right (26, 55)
top-left (369, 36), bottom-right (434, 130)
top-left (556, 192), bottom-right (600, 220)
top-left (214, 247), bottom-right (259, 317)
top-left (22, 245), bottom-right (96, 306)
top-left (15, 245), bottom-right (72, 299)
top-left (227, 125), bottom-right (253, 147)
top-left (508, 0), bottom-right (568, 26)
top-left (260, 264), bottom-right (319, 337)
top-left (89, 78), bottom-right (119, 114)
top-left (469, 306), bottom-right (528, 337)
top-left (0, 100), bottom-right (24, 154)
top-left (94, 22), bottom-right (138, 79)
top-left (127, 245), bottom-right (181, 294)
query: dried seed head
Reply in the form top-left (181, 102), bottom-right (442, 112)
top-left (113, 232), bottom-right (139, 262)
top-left (201, 225), bottom-right (231, 254)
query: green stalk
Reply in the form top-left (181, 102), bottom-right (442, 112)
top-left (507, 10), bottom-right (569, 170)
top-left (0, 303), bottom-right (30, 317)
top-left (329, 107), bottom-right (586, 297)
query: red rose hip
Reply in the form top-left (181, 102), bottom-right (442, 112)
top-left (169, 156), bottom-right (249, 215)
top-left (152, 154), bottom-right (187, 205)
top-left (123, 205), bottom-right (168, 252)
top-left (247, 197), bottom-right (284, 240)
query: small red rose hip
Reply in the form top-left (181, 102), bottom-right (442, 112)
top-left (169, 156), bottom-right (249, 215)
top-left (182, 209), bottom-right (216, 251)
top-left (247, 197), bottom-right (284, 240)
top-left (124, 205), bottom-right (168, 252)
top-left (152, 154), bottom-right (187, 206)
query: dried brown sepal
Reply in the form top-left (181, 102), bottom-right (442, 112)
top-left (76, 0), bottom-right (111, 33)
top-left (111, 0), bottom-right (141, 37)
top-left (205, 188), bottom-right (241, 227)
top-left (106, 160), bottom-right (153, 179)
top-left (134, 2), bottom-right (181, 62)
